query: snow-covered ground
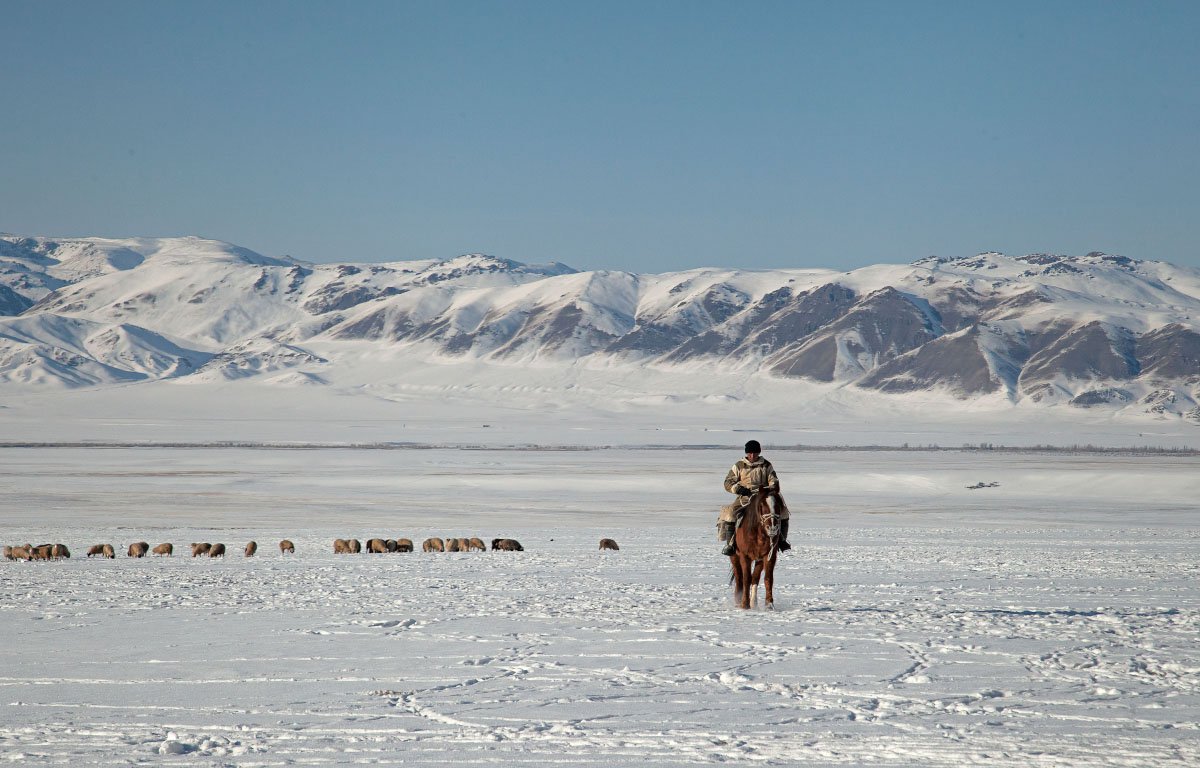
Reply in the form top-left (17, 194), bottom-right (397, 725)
top-left (4, 370), bottom-right (1200, 450)
top-left (2, 446), bottom-right (1197, 765)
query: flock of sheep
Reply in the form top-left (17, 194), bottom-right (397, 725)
top-left (3, 537), bottom-right (621, 561)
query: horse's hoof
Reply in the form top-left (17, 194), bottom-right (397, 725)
top-left (766, 603), bottom-right (774, 611)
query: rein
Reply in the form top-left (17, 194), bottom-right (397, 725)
top-left (760, 492), bottom-right (780, 560)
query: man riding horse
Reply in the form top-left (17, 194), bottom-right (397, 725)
top-left (718, 440), bottom-right (791, 556)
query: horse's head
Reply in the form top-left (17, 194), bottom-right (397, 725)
top-left (748, 488), bottom-right (781, 537)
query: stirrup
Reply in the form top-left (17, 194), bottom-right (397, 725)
top-left (721, 541), bottom-right (736, 556)
top-left (778, 540), bottom-right (791, 552)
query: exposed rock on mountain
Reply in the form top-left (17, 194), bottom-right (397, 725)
top-left (859, 325), bottom-right (1008, 396)
top-left (1137, 324), bottom-right (1200, 383)
top-left (766, 287), bottom-right (937, 381)
top-left (1019, 321), bottom-right (1141, 396)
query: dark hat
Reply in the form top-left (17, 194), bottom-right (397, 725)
top-left (744, 440), bottom-right (761, 454)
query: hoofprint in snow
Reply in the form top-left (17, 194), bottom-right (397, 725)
top-left (2, 447), bottom-right (1197, 766)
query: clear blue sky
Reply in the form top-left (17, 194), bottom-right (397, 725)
top-left (3, 1), bottom-right (1197, 272)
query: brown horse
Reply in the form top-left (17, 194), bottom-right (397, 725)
top-left (729, 489), bottom-right (782, 610)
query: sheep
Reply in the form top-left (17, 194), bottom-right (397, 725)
top-left (51, 543), bottom-right (71, 559)
top-left (244, 541), bottom-right (257, 557)
top-left (395, 538), bottom-right (414, 553)
top-left (86, 544), bottom-right (107, 558)
top-left (9, 544), bottom-right (32, 561)
top-left (492, 538), bottom-right (524, 552)
top-left (347, 538), bottom-right (362, 554)
top-left (152, 543), bottom-right (173, 557)
top-left (101, 543), bottom-right (115, 559)
top-left (445, 537), bottom-right (461, 552)
top-left (191, 542), bottom-right (211, 557)
top-left (208, 543), bottom-right (226, 558)
top-left (384, 539), bottom-right (398, 552)
top-left (128, 542), bottom-right (150, 558)
top-left (333, 539), bottom-right (352, 554)
top-left (279, 539), bottom-right (295, 554)
top-left (30, 544), bottom-right (53, 561)
top-left (422, 537), bottom-right (444, 553)
top-left (2, 545), bottom-right (12, 560)
top-left (599, 538), bottom-right (620, 551)
top-left (456, 537), bottom-right (471, 552)
top-left (366, 538), bottom-right (389, 554)
top-left (467, 537), bottom-right (486, 552)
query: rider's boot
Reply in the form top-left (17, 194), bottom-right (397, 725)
top-left (719, 521), bottom-right (736, 556)
top-left (778, 519), bottom-right (791, 552)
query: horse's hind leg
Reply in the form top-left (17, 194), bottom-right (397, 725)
top-left (736, 558), bottom-right (751, 609)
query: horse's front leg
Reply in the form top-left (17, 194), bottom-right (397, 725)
top-left (764, 555), bottom-right (775, 610)
top-left (750, 560), bottom-right (764, 608)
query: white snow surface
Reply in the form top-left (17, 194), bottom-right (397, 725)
top-left (2, 362), bottom-right (1199, 450)
top-left (2, 445), bottom-right (1197, 766)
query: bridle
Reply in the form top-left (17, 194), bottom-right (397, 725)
top-left (755, 489), bottom-right (781, 556)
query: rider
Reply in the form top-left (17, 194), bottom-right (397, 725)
top-left (718, 440), bottom-right (790, 556)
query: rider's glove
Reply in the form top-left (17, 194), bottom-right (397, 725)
top-left (735, 485), bottom-right (753, 496)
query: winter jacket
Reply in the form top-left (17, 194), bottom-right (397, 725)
top-left (723, 457), bottom-right (779, 509)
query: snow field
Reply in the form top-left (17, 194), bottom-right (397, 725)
top-left (1, 448), bottom-right (1197, 765)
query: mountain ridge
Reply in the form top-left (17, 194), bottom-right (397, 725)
top-left (2, 234), bottom-right (1198, 422)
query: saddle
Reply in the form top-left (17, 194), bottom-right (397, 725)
top-left (735, 489), bottom-right (789, 525)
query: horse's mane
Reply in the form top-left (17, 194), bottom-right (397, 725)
top-left (742, 491), bottom-right (765, 536)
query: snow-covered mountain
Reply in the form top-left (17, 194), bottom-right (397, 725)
top-left (2, 234), bottom-right (1199, 420)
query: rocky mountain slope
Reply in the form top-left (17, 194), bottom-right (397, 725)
top-left (2, 234), bottom-right (1198, 420)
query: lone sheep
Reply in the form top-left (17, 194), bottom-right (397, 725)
top-left (244, 541), bottom-right (257, 557)
top-left (599, 538), bottom-right (620, 551)
top-left (128, 542), bottom-right (150, 558)
top-left (492, 538), bottom-right (524, 552)
top-left (279, 539), bottom-right (295, 554)
top-left (208, 543), bottom-right (226, 558)
top-left (152, 543), bottom-right (173, 557)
